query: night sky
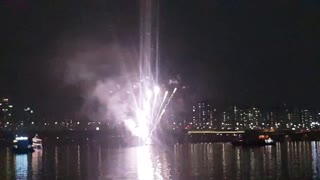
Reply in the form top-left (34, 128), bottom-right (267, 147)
top-left (1, 0), bottom-right (320, 118)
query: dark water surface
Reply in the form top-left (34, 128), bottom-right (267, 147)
top-left (1, 142), bottom-right (320, 180)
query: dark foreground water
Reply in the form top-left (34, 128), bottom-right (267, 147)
top-left (1, 142), bottom-right (320, 180)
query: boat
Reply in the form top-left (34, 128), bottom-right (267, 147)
top-left (12, 136), bottom-right (34, 153)
top-left (32, 134), bottom-right (43, 149)
top-left (232, 134), bottom-right (276, 146)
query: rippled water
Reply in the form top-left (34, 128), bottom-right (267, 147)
top-left (1, 142), bottom-right (320, 179)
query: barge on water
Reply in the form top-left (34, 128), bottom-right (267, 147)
top-left (12, 136), bottom-right (34, 153)
top-left (32, 134), bottom-right (43, 149)
top-left (232, 130), bottom-right (275, 146)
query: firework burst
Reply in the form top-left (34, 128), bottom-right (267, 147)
top-left (119, 0), bottom-right (177, 144)
top-left (123, 78), bottom-right (177, 144)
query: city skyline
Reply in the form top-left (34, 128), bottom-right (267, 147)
top-left (189, 102), bottom-right (320, 131)
top-left (3, 96), bottom-right (320, 132)
top-left (1, 1), bottom-right (320, 179)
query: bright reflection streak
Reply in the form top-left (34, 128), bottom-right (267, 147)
top-left (137, 145), bottom-right (155, 180)
top-left (15, 154), bottom-right (28, 179)
top-left (32, 149), bottom-right (43, 179)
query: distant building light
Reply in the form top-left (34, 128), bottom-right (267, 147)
top-left (6, 122), bottom-right (9, 124)
top-left (55, 122), bottom-right (57, 125)
top-left (77, 122), bottom-right (80, 125)
top-left (8, 105), bottom-right (13, 108)
top-left (30, 110), bottom-right (33, 113)
top-left (96, 127), bottom-right (100, 131)
top-left (3, 98), bottom-right (8, 102)
top-left (31, 122), bottom-right (34, 125)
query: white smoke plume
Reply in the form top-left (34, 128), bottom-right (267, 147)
top-left (55, 40), bottom-right (140, 127)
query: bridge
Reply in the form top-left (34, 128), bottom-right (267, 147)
top-left (187, 130), bottom-right (245, 135)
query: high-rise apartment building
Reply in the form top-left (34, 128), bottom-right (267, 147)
top-left (192, 101), bottom-right (213, 130)
top-left (0, 98), bottom-right (14, 128)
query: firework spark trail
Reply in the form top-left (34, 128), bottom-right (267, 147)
top-left (159, 88), bottom-right (177, 121)
top-left (155, 90), bottom-right (168, 123)
top-left (149, 88), bottom-right (177, 136)
top-left (151, 86), bottom-right (160, 123)
top-left (148, 90), bottom-right (168, 138)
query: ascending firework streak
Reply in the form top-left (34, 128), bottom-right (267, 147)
top-left (150, 87), bottom-right (177, 136)
top-left (124, 0), bottom-right (177, 144)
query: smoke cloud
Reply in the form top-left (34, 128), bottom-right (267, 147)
top-left (55, 39), bottom-right (140, 126)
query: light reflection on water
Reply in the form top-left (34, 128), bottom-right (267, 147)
top-left (15, 154), bottom-right (28, 179)
top-left (1, 142), bottom-right (320, 179)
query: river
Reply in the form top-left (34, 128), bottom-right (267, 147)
top-left (1, 142), bottom-right (320, 179)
